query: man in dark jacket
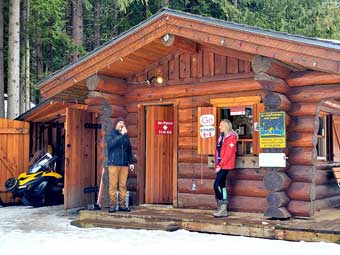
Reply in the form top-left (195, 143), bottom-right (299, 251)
top-left (106, 117), bottom-right (134, 213)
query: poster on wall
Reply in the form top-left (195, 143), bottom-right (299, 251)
top-left (259, 111), bottom-right (286, 148)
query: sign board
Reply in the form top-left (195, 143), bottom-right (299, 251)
top-left (259, 111), bottom-right (286, 148)
top-left (155, 120), bottom-right (173, 135)
top-left (199, 114), bottom-right (215, 138)
top-left (259, 153), bottom-right (286, 167)
top-left (230, 107), bottom-right (245, 116)
top-left (197, 107), bottom-right (216, 154)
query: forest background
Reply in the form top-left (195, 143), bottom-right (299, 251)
top-left (1, 0), bottom-right (340, 119)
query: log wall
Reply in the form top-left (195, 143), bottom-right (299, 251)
top-left (285, 81), bottom-right (340, 217)
top-left (124, 51), bottom-right (270, 212)
top-left (83, 48), bottom-right (340, 217)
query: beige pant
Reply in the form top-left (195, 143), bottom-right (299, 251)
top-left (108, 165), bottom-right (128, 208)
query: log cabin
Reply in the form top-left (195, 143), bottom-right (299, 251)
top-left (9, 8), bottom-right (340, 218)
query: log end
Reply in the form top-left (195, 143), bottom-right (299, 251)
top-left (264, 206), bottom-right (291, 219)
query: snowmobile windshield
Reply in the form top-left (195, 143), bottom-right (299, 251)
top-left (27, 153), bottom-right (53, 174)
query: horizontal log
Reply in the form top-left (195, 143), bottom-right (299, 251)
top-left (178, 163), bottom-right (270, 180)
top-left (267, 191), bottom-right (290, 208)
top-left (264, 207), bottom-right (291, 219)
top-left (314, 195), bottom-right (340, 210)
top-left (126, 125), bottom-right (137, 138)
top-left (314, 183), bottom-right (340, 200)
top-left (110, 105), bottom-right (128, 118)
top-left (287, 116), bottom-right (318, 133)
top-left (86, 91), bottom-right (126, 106)
top-left (287, 71), bottom-right (340, 87)
top-left (178, 149), bottom-right (208, 163)
top-left (178, 137), bottom-right (197, 149)
top-left (177, 193), bottom-right (216, 209)
top-left (126, 78), bottom-right (262, 102)
top-left (179, 122), bottom-right (197, 137)
top-left (175, 90), bottom-right (266, 109)
top-left (287, 182), bottom-right (315, 201)
top-left (87, 104), bottom-right (112, 115)
top-left (252, 55), bottom-right (292, 79)
top-left (126, 103), bottom-right (138, 113)
top-left (254, 73), bottom-right (289, 94)
top-left (287, 165), bottom-right (335, 184)
top-left (125, 113), bottom-right (138, 126)
top-left (130, 137), bottom-right (138, 151)
top-left (86, 74), bottom-right (127, 94)
top-left (287, 132), bottom-right (317, 147)
top-left (288, 147), bottom-right (316, 165)
top-left (178, 162), bottom-right (214, 179)
top-left (177, 193), bottom-right (268, 212)
top-left (263, 172), bottom-right (291, 192)
top-left (263, 92), bottom-right (291, 111)
top-left (287, 200), bottom-right (315, 218)
top-left (289, 103), bottom-right (319, 116)
top-left (178, 178), bottom-right (268, 197)
top-left (229, 196), bottom-right (268, 213)
top-left (178, 108), bottom-right (197, 123)
top-left (316, 161), bottom-right (340, 170)
top-left (288, 84), bottom-right (340, 103)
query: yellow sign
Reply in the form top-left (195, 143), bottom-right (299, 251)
top-left (259, 111), bottom-right (286, 148)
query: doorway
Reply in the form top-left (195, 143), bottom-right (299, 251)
top-left (144, 105), bottom-right (174, 204)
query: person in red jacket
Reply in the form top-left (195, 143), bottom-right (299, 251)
top-left (213, 119), bottom-right (238, 217)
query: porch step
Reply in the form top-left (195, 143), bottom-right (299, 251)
top-left (71, 218), bottom-right (180, 231)
top-left (74, 208), bottom-right (276, 238)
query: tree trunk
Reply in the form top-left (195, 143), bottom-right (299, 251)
top-left (93, 1), bottom-right (100, 49)
top-left (161, 0), bottom-right (169, 7)
top-left (25, 0), bottom-right (30, 111)
top-left (0, 0), bottom-right (4, 117)
top-left (20, 0), bottom-right (28, 114)
top-left (7, 0), bottom-right (21, 119)
top-left (71, 0), bottom-right (83, 62)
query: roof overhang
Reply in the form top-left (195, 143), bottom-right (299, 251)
top-left (37, 8), bottom-right (340, 101)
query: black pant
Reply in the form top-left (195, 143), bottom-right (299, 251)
top-left (213, 170), bottom-right (229, 201)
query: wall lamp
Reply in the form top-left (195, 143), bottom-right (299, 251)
top-left (146, 75), bottom-right (164, 86)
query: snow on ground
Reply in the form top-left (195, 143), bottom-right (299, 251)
top-left (0, 205), bottom-right (339, 255)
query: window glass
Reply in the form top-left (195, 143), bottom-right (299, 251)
top-left (220, 106), bottom-right (253, 155)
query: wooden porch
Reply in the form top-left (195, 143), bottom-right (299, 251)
top-left (71, 205), bottom-right (340, 244)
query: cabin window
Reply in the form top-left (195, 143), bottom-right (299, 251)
top-left (220, 106), bottom-right (253, 155)
top-left (317, 114), bottom-right (333, 161)
top-left (210, 96), bottom-right (264, 156)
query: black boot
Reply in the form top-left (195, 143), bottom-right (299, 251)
top-left (108, 207), bottom-right (116, 213)
top-left (118, 206), bottom-right (130, 212)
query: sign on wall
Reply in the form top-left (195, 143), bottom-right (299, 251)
top-left (259, 111), bottom-right (286, 148)
top-left (197, 107), bottom-right (216, 154)
top-left (155, 120), bottom-right (173, 135)
top-left (199, 114), bottom-right (215, 138)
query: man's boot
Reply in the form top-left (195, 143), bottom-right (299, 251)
top-left (213, 200), bottom-right (228, 217)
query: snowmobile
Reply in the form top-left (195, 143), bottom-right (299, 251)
top-left (4, 153), bottom-right (64, 207)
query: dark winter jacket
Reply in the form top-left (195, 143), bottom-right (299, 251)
top-left (106, 129), bottom-right (133, 166)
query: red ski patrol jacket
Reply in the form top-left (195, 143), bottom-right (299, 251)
top-left (215, 130), bottom-right (238, 170)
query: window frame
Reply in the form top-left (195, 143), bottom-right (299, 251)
top-left (210, 96), bottom-right (263, 156)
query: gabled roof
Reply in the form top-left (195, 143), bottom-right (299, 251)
top-left (38, 8), bottom-right (340, 99)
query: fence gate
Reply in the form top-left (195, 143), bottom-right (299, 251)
top-left (0, 118), bottom-right (29, 203)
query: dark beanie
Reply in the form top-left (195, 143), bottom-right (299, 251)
top-left (113, 117), bottom-right (125, 127)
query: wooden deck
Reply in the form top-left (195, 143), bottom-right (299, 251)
top-left (71, 205), bottom-right (340, 244)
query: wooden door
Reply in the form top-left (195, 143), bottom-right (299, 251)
top-left (145, 105), bottom-right (174, 204)
top-left (0, 118), bottom-right (29, 203)
top-left (64, 108), bottom-right (95, 209)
